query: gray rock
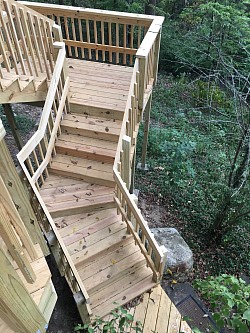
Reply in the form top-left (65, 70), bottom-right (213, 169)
top-left (151, 227), bottom-right (193, 274)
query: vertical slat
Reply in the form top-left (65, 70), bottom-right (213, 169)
top-left (123, 24), bottom-right (127, 65)
top-left (33, 14), bottom-right (50, 78)
top-left (64, 16), bottom-right (72, 57)
top-left (122, 136), bottom-right (131, 189)
top-left (12, 5), bottom-right (34, 76)
top-left (86, 19), bottom-right (91, 60)
top-left (0, 31), bottom-right (11, 72)
top-left (93, 20), bottom-right (98, 60)
top-left (137, 25), bottom-right (142, 48)
top-left (20, 9), bottom-right (39, 77)
top-left (130, 25), bottom-right (134, 65)
top-left (116, 23), bottom-right (119, 64)
top-left (0, 11), bottom-right (19, 74)
top-left (3, 0), bottom-right (26, 75)
top-left (108, 22), bottom-right (112, 62)
top-left (78, 18), bottom-right (84, 59)
top-left (71, 17), bottom-right (78, 57)
top-left (40, 18), bottom-right (54, 75)
top-left (101, 21), bottom-right (105, 61)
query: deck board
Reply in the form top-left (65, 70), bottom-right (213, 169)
top-left (68, 58), bottom-right (133, 115)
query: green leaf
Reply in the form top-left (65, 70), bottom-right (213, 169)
top-left (126, 313), bottom-right (133, 321)
top-left (242, 309), bottom-right (250, 322)
top-left (119, 317), bottom-right (126, 328)
top-left (88, 327), bottom-right (94, 333)
top-left (237, 322), bottom-right (248, 333)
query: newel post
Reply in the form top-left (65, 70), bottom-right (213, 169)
top-left (0, 119), bottom-right (49, 255)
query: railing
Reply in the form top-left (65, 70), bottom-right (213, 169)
top-left (112, 57), bottom-right (166, 282)
top-left (17, 42), bottom-right (92, 319)
top-left (0, 0), bottom-right (55, 80)
top-left (20, 2), bottom-right (154, 66)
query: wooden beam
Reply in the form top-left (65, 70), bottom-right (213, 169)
top-left (0, 248), bottom-right (47, 333)
top-left (0, 119), bottom-right (49, 255)
top-left (141, 94), bottom-right (152, 169)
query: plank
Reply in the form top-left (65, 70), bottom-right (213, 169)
top-left (132, 291), bottom-right (150, 329)
top-left (93, 273), bottom-right (155, 319)
top-left (63, 113), bottom-right (122, 129)
top-left (155, 288), bottom-right (172, 333)
top-left (167, 302), bottom-right (182, 333)
top-left (84, 250), bottom-right (145, 294)
top-left (56, 208), bottom-right (117, 235)
top-left (67, 58), bottom-right (134, 73)
top-left (67, 216), bottom-right (125, 256)
top-left (179, 319), bottom-right (193, 333)
top-left (143, 286), bottom-right (162, 333)
top-left (72, 228), bottom-right (133, 269)
top-left (61, 118), bottom-right (120, 142)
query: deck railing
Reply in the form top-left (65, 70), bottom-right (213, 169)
top-left (17, 41), bottom-right (92, 319)
top-left (113, 57), bottom-right (166, 283)
top-left (20, 2), bottom-right (164, 112)
top-left (0, 0), bottom-right (54, 80)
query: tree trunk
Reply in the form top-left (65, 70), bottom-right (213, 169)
top-left (145, 0), bottom-right (156, 15)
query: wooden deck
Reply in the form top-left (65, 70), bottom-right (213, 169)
top-left (104, 285), bottom-right (192, 333)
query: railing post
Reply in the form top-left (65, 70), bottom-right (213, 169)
top-left (137, 55), bottom-right (147, 111)
top-left (140, 94), bottom-right (152, 170)
top-left (153, 29), bottom-right (162, 86)
top-left (122, 135), bottom-right (131, 189)
top-left (0, 119), bottom-right (49, 255)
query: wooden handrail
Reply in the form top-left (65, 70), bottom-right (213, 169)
top-left (17, 41), bottom-right (91, 315)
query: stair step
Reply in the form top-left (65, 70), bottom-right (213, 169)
top-left (0, 74), bottom-right (19, 91)
top-left (69, 101), bottom-right (125, 121)
top-left (18, 75), bottom-right (34, 91)
top-left (90, 265), bottom-right (155, 318)
top-left (61, 113), bottom-right (121, 142)
top-left (40, 175), bottom-right (114, 218)
top-left (49, 154), bottom-right (115, 188)
top-left (55, 133), bottom-right (116, 164)
top-left (80, 241), bottom-right (146, 295)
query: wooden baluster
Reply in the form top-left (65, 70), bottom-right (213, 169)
top-left (3, 0), bottom-right (26, 75)
top-left (122, 136), bottom-right (131, 189)
top-left (116, 23), bottom-right (119, 64)
top-left (78, 18), bottom-right (84, 59)
top-left (123, 24), bottom-right (127, 65)
top-left (64, 16), bottom-right (72, 57)
top-left (41, 18), bottom-right (54, 75)
top-left (12, 5), bottom-right (34, 76)
top-left (38, 142), bottom-right (49, 178)
top-left (46, 20), bottom-right (55, 71)
top-left (137, 25), bottom-right (142, 48)
top-left (0, 31), bottom-right (11, 72)
top-left (138, 56), bottom-right (147, 110)
top-left (0, 11), bottom-right (19, 74)
top-left (33, 15), bottom-right (51, 78)
top-left (130, 25), bottom-right (134, 65)
top-left (32, 148), bottom-right (44, 184)
top-left (101, 21), bottom-right (105, 61)
top-left (86, 19), bottom-right (91, 60)
top-left (94, 20), bottom-right (98, 61)
top-left (20, 9), bottom-right (39, 77)
top-left (71, 17), bottom-right (78, 58)
top-left (26, 11), bottom-right (43, 74)
top-left (108, 22), bottom-right (112, 62)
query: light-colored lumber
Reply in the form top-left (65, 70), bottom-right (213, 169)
top-left (155, 287), bottom-right (172, 333)
top-left (167, 302), bottom-right (182, 333)
top-left (143, 285), bottom-right (162, 333)
top-left (0, 248), bottom-right (47, 333)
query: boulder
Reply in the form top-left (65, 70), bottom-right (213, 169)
top-left (151, 227), bottom-right (193, 275)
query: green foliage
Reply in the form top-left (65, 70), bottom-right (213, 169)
top-left (193, 275), bottom-right (250, 333)
top-left (74, 306), bottom-right (142, 333)
top-left (0, 110), bottom-right (35, 134)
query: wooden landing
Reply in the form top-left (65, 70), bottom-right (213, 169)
top-left (104, 285), bottom-right (193, 333)
top-left (67, 59), bottom-right (133, 119)
top-left (0, 244), bottom-right (57, 332)
top-left (40, 174), bottom-right (156, 318)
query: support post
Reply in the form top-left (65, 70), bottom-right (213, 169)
top-left (153, 29), bottom-right (162, 86)
top-left (0, 248), bottom-right (47, 333)
top-left (139, 93), bottom-right (152, 170)
top-left (2, 104), bottom-right (24, 150)
top-left (138, 55), bottom-right (147, 110)
top-left (0, 119), bottom-right (49, 255)
top-left (130, 147), bottom-right (136, 194)
top-left (122, 135), bottom-right (131, 189)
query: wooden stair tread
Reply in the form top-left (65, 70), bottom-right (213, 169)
top-left (61, 113), bottom-right (121, 142)
top-left (49, 154), bottom-right (115, 187)
top-left (91, 267), bottom-right (155, 318)
top-left (55, 133), bottom-right (116, 163)
top-left (81, 243), bottom-right (146, 295)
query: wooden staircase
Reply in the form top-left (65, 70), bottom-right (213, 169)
top-left (38, 99), bottom-right (157, 318)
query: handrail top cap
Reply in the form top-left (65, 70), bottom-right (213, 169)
top-left (19, 1), bottom-right (165, 23)
top-left (0, 119), bottom-right (6, 141)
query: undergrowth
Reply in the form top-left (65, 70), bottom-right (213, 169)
top-left (135, 74), bottom-right (250, 278)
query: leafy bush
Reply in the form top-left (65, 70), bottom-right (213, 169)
top-left (74, 306), bottom-right (142, 333)
top-left (193, 275), bottom-right (250, 333)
